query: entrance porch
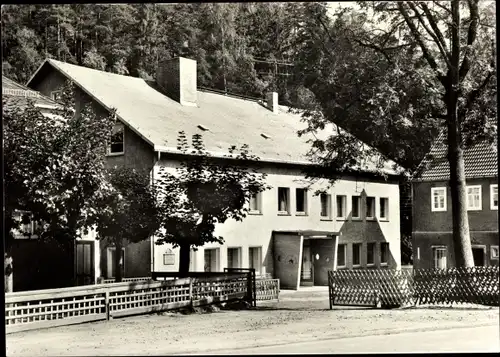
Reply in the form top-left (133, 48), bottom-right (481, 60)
top-left (273, 230), bottom-right (340, 290)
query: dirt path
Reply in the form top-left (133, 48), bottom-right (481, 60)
top-left (6, 289), bottom-right (499, 356)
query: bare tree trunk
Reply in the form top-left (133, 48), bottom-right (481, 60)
top-left (178, 243), bottom-right (191, 278)
top-left (447, 0), bottom-right (474, 268)
top-left (4, 254), bottom-right (13, 293)
top-left (114, 239), bottom-right (124, 282)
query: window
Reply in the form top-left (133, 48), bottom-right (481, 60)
top-left (336, 195), bottom-right (346, 219)
top-left (490, 185), bottom-right (498, 210)
top-left (204, 248), bottom-right (219, 272)
top-left (491, 246), bottom-right (499, 260)
top-left (320, 193), bottom-right (332, 219)
top-left (249, 192), bottom-right (262, 214)
top-left (163, 248), bottom-right (175, 265)
top-left (227, 247), bottom-right (241, 269)
top-left (107, 247), bottom-right (125, 278)
top-left (351, 196), bottom-right (361, 219)
top-left (379, 198), bottom-right (389, 220)
top-left (295, 188), bottom-right (308, 214)
top-left (380, 242), bottom-right (389, 265)
top-left (108, 123), bottom-right (124, 155)
top-left (189, 248), bottom-right (196, 272)
top-left (366, 197), bottom-right (375, 219)
top-left (432, 246), bottom-right (447, 269)
top-left (278, 187), bottom-right (290, 214)
top-left (431, 187), bottom-right (447, 212)
top-left (367, 243), bottom-right (375, 266)
top-left (249, 247), bottom-right (262, 275)
top-left (466, 185), bottom-right (482, 211)
top-left (352, 243), bottom-right (361, 267)
top-left (337, 244), bottom-right (346, 268)
top-left (12, 210), bottom-right (38, 239)
top-left (51, 90), bottom-right (62, 101)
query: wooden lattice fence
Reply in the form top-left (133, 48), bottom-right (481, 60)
top-left (328, 267), bottom-right (499, 309)
top-left (5, 273), bottom-right (250, 334)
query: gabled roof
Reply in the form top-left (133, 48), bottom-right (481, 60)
top-left (3, 75), bottom-right (60, 109)
top-left (27, 58), bottom-right (400, 176)
top-left (413, 125), bottom-right (498, 182)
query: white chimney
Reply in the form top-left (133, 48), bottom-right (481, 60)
top-left (156, 57), bottom-right (197, 107)
top-left (266, 92), bottom-right (279, 113)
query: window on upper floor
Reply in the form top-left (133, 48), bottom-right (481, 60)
top-left (295, 188), bottom-right (308, 215)
top-left (490, 185), bottom-right (498, 210)
top-left (12, 210), bottom-right (39, 239)
top-left (51, 90), bottom-right (62, 101)
top-left (379, 197), bottom-right (389, 220)
top-left (431, 187), bottom-right (447, 212)
top-left (466, 185), bottom-right (482, 211)
top-left (336, 195), bottom-right (346, 220)
top-left (320, 193), bottom-right (332, 219)
top-left (366, 197), bottom-right (375, 219)
top-left (107, 123), bottom-right (124, 155)
top-left (278, 187), bottom-right (290, 214)
top-left (351, 196), bottom-right (361, 219)
top-left (249, 192), bottom-right (262, 214)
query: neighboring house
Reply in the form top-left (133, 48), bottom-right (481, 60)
top-left (26, 57), bottom-right (402, 290)
top-left (3, 75), bottom-right (100, 291)
top-left (411, 130), bottom-right (498, 269)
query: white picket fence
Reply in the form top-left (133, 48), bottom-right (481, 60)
top-left (5, 274), bottom-right (249, 334)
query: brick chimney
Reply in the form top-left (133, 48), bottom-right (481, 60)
top-left (266, 92), bottom-right (278, 113)
top-left (156, 57), bottom-right (197, 107)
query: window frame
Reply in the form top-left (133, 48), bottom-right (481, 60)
top-left (320, 193), bottom-right (332, 220)
top-left (351, 196), bottom-right (361, 220)
top-left (380, 242), bottom-right (389, 266)
top-left (107, 123), bottom-right (125, 156)
top-left (295, 188), bottom-right (308, 215)
top-left (366, 242), bottom-right (375, 266)
top-left (277, 187), bottom-right (291, 215)
top-left (431, 187), bottom-right (447, 212)
top-left (491, 245), bottom-right (499, 260)
top-left (352, 243), bottom-right (362, 267)
top-left (249, 191), bottom-right (262, 215)
top-left (249, 246), bottom-right (263, 276)
top-left (466, 185), bottom-right (482, 211)
top-left (490, 184), bottom-right (498, 210)
top-left (336, 195), bottom-right (347, 221)
top-left (203, 248), bottom-right (220, 272)
top-left (366, 196), bottom-right (376, 220)
top-left (336, 243), bottom-right (347, 269)
top-left (227, 247), bottom-right (242, 269)
top-left (432, 245), bottom-right (447, 270)
top-left (50, 90), bottom-right (62, 101)
top-left (379, 197), bottom-right (389, 221)
top-left (12, 210), bottom-right (39, 239)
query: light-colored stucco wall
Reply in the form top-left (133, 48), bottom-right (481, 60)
top-left (152, 159), bottom-right (401, 275)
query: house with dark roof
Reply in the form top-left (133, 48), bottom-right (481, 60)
top-left (411, 130), bottom-right (498, 269)
top-left (25, 57), bottom-right (403, 290)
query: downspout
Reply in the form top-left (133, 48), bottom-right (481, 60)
top-left (151, 150), bottom-right (161, 275)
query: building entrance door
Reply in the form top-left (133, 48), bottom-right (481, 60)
top-left (472, 246), bottom-right (486, 266)
top-left (301, 243), bottom-right (313, 286)
top-left (75, 241), bottom-right (95, 285)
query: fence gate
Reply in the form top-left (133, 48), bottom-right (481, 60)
top-left (75, 241), bottom-right (95, 286)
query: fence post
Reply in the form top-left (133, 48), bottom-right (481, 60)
top-left (105, 291), bottom-right (110, 320)
top-left (328, 272), bottom-right (333, 310)
top-left (252, 269), bottom-right (256, 307)
top-left (189, 278), bottom-right (194, 308)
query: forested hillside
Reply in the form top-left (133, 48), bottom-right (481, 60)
top-left (2, 3), bottom-right (455, 172)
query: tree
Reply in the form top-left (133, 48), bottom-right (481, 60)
top-left (291, 1), bottom-right (496, 267)
top-left (94, 167), bottom-right (162, 282)
top-left (155, 132), bottom-right (270, 276)
top-left (3, 82), bottom-right (114, 290)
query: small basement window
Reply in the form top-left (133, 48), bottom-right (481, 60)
top-left (108, 123), bottom-right (124, 155)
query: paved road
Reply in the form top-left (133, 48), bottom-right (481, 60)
top-left (211, 325), bottom-right (500, 354)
